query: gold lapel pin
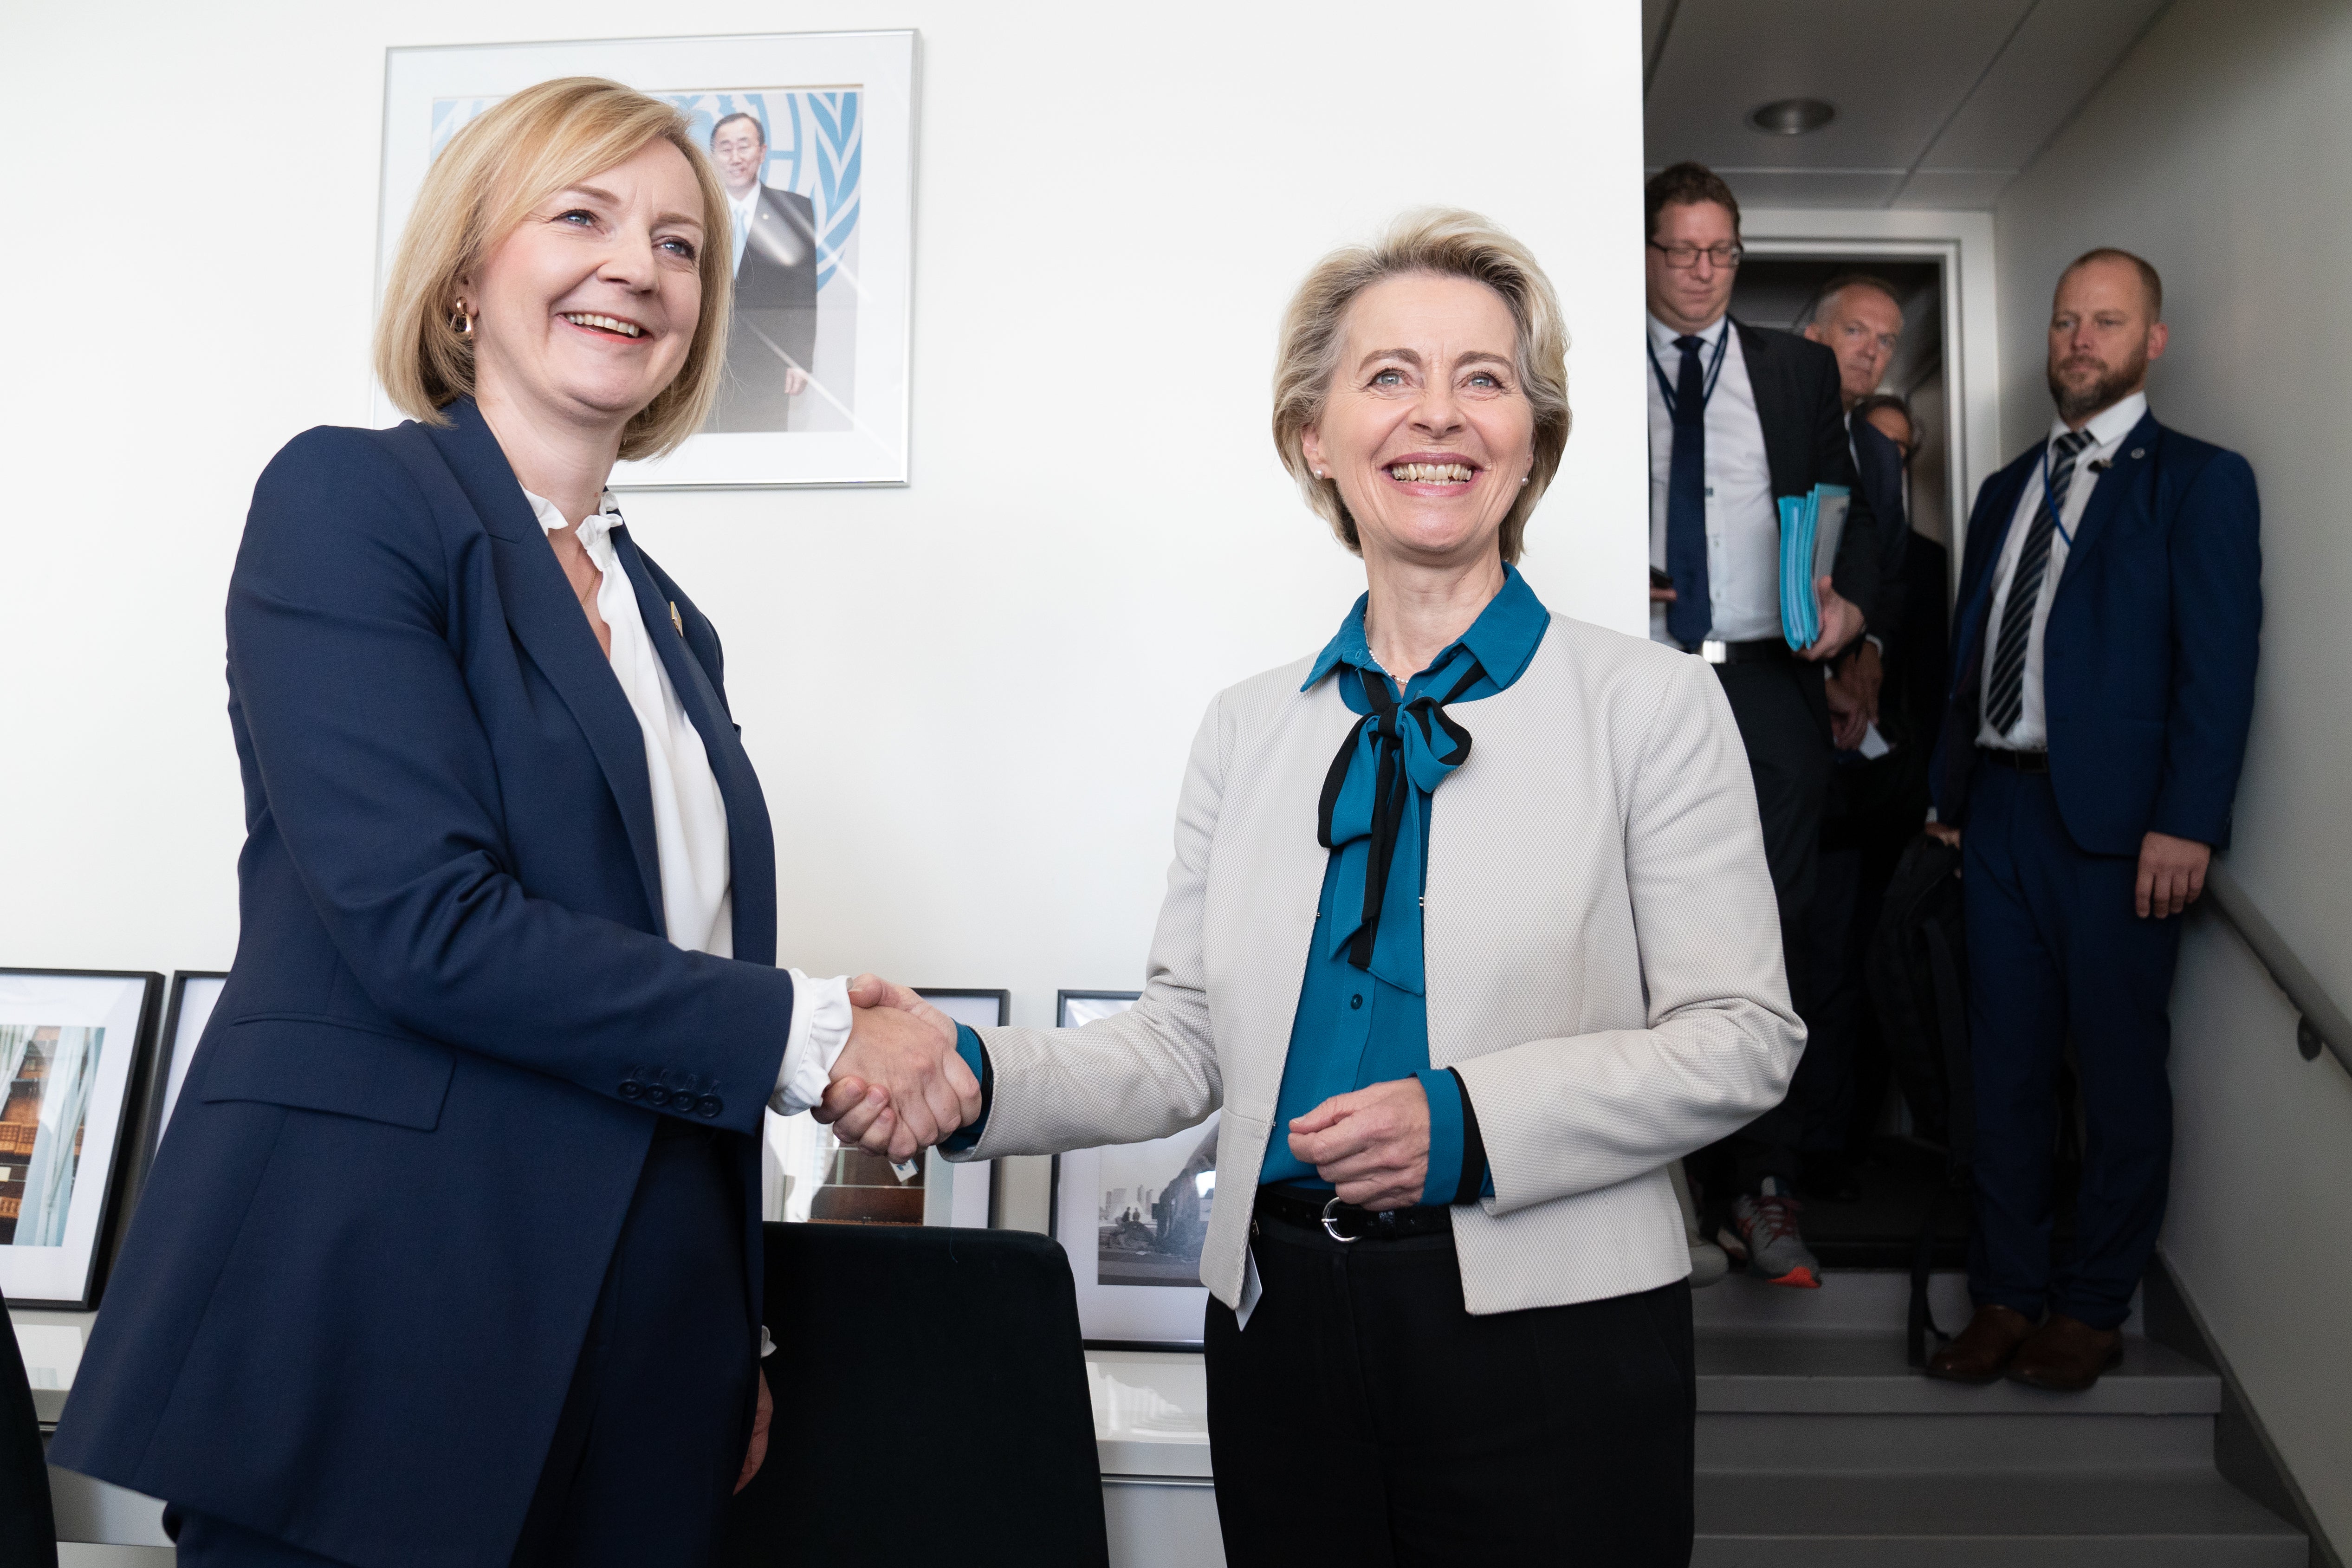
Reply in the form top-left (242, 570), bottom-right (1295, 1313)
top-left (669, 601), bottom-right (685, 638)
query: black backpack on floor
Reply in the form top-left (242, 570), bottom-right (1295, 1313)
top-left (1866, 833), bottom-right (1974, 1365)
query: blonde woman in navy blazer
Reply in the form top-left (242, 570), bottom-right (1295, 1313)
top-left (50, 79), bottom-right (973, 1568)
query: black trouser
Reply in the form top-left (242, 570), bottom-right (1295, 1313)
top-left (1707, 656), bottom-right (1836, 1191)
top-left (169, 1122), bottom-right (757, 1568)
top-left (1798, 748), bottom-right (1931, 1158)
top-left (1205, 1205), bottom-right (1695, 1567)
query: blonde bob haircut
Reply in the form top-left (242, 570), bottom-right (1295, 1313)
top-left (1272, 209), bottom-right (1571, 565)
top-left (373, 78), bottom-right (734, 462)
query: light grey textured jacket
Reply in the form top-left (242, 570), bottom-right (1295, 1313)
top-left (959, 615), bottom-right (1804, 1314)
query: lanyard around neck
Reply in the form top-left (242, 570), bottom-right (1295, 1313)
top-left (1647, 323), bottom-right (1731, 421)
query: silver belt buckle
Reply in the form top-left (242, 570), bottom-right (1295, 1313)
top-left (1701, 639), bottom-right (1728, 665)
top-left (1321, 1196), bottom-right (1360, 1244)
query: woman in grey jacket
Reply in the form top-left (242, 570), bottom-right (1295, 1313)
top-left (830, 210), bottom-right (1802, 1565)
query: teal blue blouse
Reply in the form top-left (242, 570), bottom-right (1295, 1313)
top-left (950, 569), bottom-right (1551, 1212)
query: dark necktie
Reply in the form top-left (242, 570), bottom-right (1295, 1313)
top-left (1984, 428), bottom-right (2097, 737)
top-left (1664, 334), bottom-right (1712, 646)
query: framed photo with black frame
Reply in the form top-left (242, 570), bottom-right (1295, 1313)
top-left (1047, 991), bottom-right (1219, 1348)
top-left (0, 968), bottom-right (164, 1310)
top-left (759, 985), bottom-right (1010, 1229)
top-left (915, 988), bottom-right (1008, 1229)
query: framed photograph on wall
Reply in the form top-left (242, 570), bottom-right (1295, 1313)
top-left (378, 30), bottom-right (918, 488)
top-left (0, 968), bottom-right (163, 1309)
top-left (759, 984), bottom-right (1007, 1230)
top-left (915, 988), bottom-right (1007, 1229)
top-left (118, 972), bottom-right (227, 1218)
top-left (1046, 991), bottom-right (1218, 1346)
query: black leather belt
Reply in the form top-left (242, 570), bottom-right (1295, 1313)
top-left (1978, 746), bottom-right (2051, 774)
top-left (1690, 637), bottom-right (1791, 666)
top-left (1255, 1185), bottom-right (1452, 1243)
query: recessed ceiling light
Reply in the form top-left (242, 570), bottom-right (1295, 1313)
top-left (1749, 98), bottom-right (1836, 136)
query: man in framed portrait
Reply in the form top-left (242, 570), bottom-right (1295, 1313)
top-left (707, 110), bottom-right (820, 433)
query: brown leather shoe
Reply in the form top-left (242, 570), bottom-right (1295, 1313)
top-left (2008, 1313), bottom-right (2123, 1391)
top-left (1924, 1304), bottom-right (2036, 1383)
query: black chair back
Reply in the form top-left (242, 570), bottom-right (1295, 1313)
top-left (0, 1288), bottom-right (59, 1568)
top-left (719, 1224), bottom-right (1108, 1568)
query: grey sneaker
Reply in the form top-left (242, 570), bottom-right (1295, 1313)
top-left (1725, 1178), bottom-right (1821, 1288)
top-left (1688, 1237), bottom-right (1730, 1289)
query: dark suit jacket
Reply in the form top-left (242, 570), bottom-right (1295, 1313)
top-left (48, 399), bottom-right (791, 1568)
top-left (1732, 319), bottom-right (1881, 633)
top-left (0, 1286), bottom-right (57, 1568)
top-left (711, 185), bottom-right (820, 433)
top-left (1930, 411), bottom-right (2261, 856)
top-left (1850, 414), bottom-right (1911, 653)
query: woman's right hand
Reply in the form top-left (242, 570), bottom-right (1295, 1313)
top-left (812, 980), bottom-right (977, 1161)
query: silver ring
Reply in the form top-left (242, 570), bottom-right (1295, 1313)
top-left (1321, 1196), bottom-right (1359, 1244)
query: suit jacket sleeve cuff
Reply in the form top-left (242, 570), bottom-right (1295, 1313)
top-left (941, 1024), bottom-right (993, 1154)
top-left (769, 971), bottom-right (851, 1116)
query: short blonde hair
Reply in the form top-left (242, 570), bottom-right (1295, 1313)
top-left (1272, 209), bottom-right (1571, 564)
top-left (373, 78), bottom-right (734, 462)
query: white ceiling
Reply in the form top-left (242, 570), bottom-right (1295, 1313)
top-left (1643, 0), bottom-right (2170, 209)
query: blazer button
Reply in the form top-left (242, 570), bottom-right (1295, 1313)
top-left (645, 1086), bottom-right (673, 1108)
top-left (619, 1081), bottom-right (644, 1100)
top-left (696, 1096), bottom-right (723, 1119)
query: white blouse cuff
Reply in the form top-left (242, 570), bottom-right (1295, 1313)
top-left (770, 970), bottom-right (852, 1117)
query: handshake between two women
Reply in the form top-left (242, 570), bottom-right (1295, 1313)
top-left (810, 977), bottom-right (983, 1162)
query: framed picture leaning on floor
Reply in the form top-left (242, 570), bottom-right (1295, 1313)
top-left (1048, 991), bottom-right (1220, 1347)
top-left (377, 29), bottom-right (918, 488)
top-left (0, 969), bottom-right (163, 1310)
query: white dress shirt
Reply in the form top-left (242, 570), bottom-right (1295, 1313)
top-left (1974, 391), bottom-right (2149, 750)
top-left (727, 184), bottom-right (761, 275)
top-left (523, 490), bottom-right (848, 1116)
top-left (1647, 312), bottom-right (1781, 645)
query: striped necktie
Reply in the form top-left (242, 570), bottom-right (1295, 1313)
top-left (1984, 428), bottom-right (2097, 738)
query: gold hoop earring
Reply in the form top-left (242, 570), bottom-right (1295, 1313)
top-left (451, 306), bottom-right (475, 339)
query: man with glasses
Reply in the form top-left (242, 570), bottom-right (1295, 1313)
top-left (1643, 161), bottom-right (1880, 1289)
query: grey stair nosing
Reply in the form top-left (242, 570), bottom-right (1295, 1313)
top-left (1691, 1331), bottom-right (2221, 1415)
top-left (1698, 1411), bottom-right (2215, 1472)
top-left (1696, 1377), bottom-right (2220, 1415)
top-left (1694, 1471), bottom-right (2304, 1539)
top-left (1691, 1539), bottom-right (2307, 1567)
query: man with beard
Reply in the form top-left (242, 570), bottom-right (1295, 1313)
top-left (1923, 250), bottom-right (2261, 1392)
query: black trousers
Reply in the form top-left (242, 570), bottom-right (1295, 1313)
top-left (1709, 658), bottom-right (1836, 1189)
top-left (169, 1123), bottom-right (757, 1568)
top-left (1205, 1209), bottom-right (1695, 1567)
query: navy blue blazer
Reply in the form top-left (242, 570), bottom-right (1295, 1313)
top-left (49, 399), bottom-right (793, 1567)
top-left (1851, 417), bottom-right (1910, 618)
top-left (1930, 411), bottom-right (2261, 856)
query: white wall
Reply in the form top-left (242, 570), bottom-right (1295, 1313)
top-left (0, 5), bottom-right (1646, 1022)
top-left (1995, 0), bottom-right (2352, 1548)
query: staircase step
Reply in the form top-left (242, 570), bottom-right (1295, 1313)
top-left (1693, 1471), bottom-right (2305, 1567)
top-left (1697, 1330), bottom-right (2219, 1415)
top-left (1694, 1268), bottom-right (1977, 1332)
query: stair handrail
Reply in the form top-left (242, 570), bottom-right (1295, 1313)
top-left (2201, 859), bottom-right (2352, 1076)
